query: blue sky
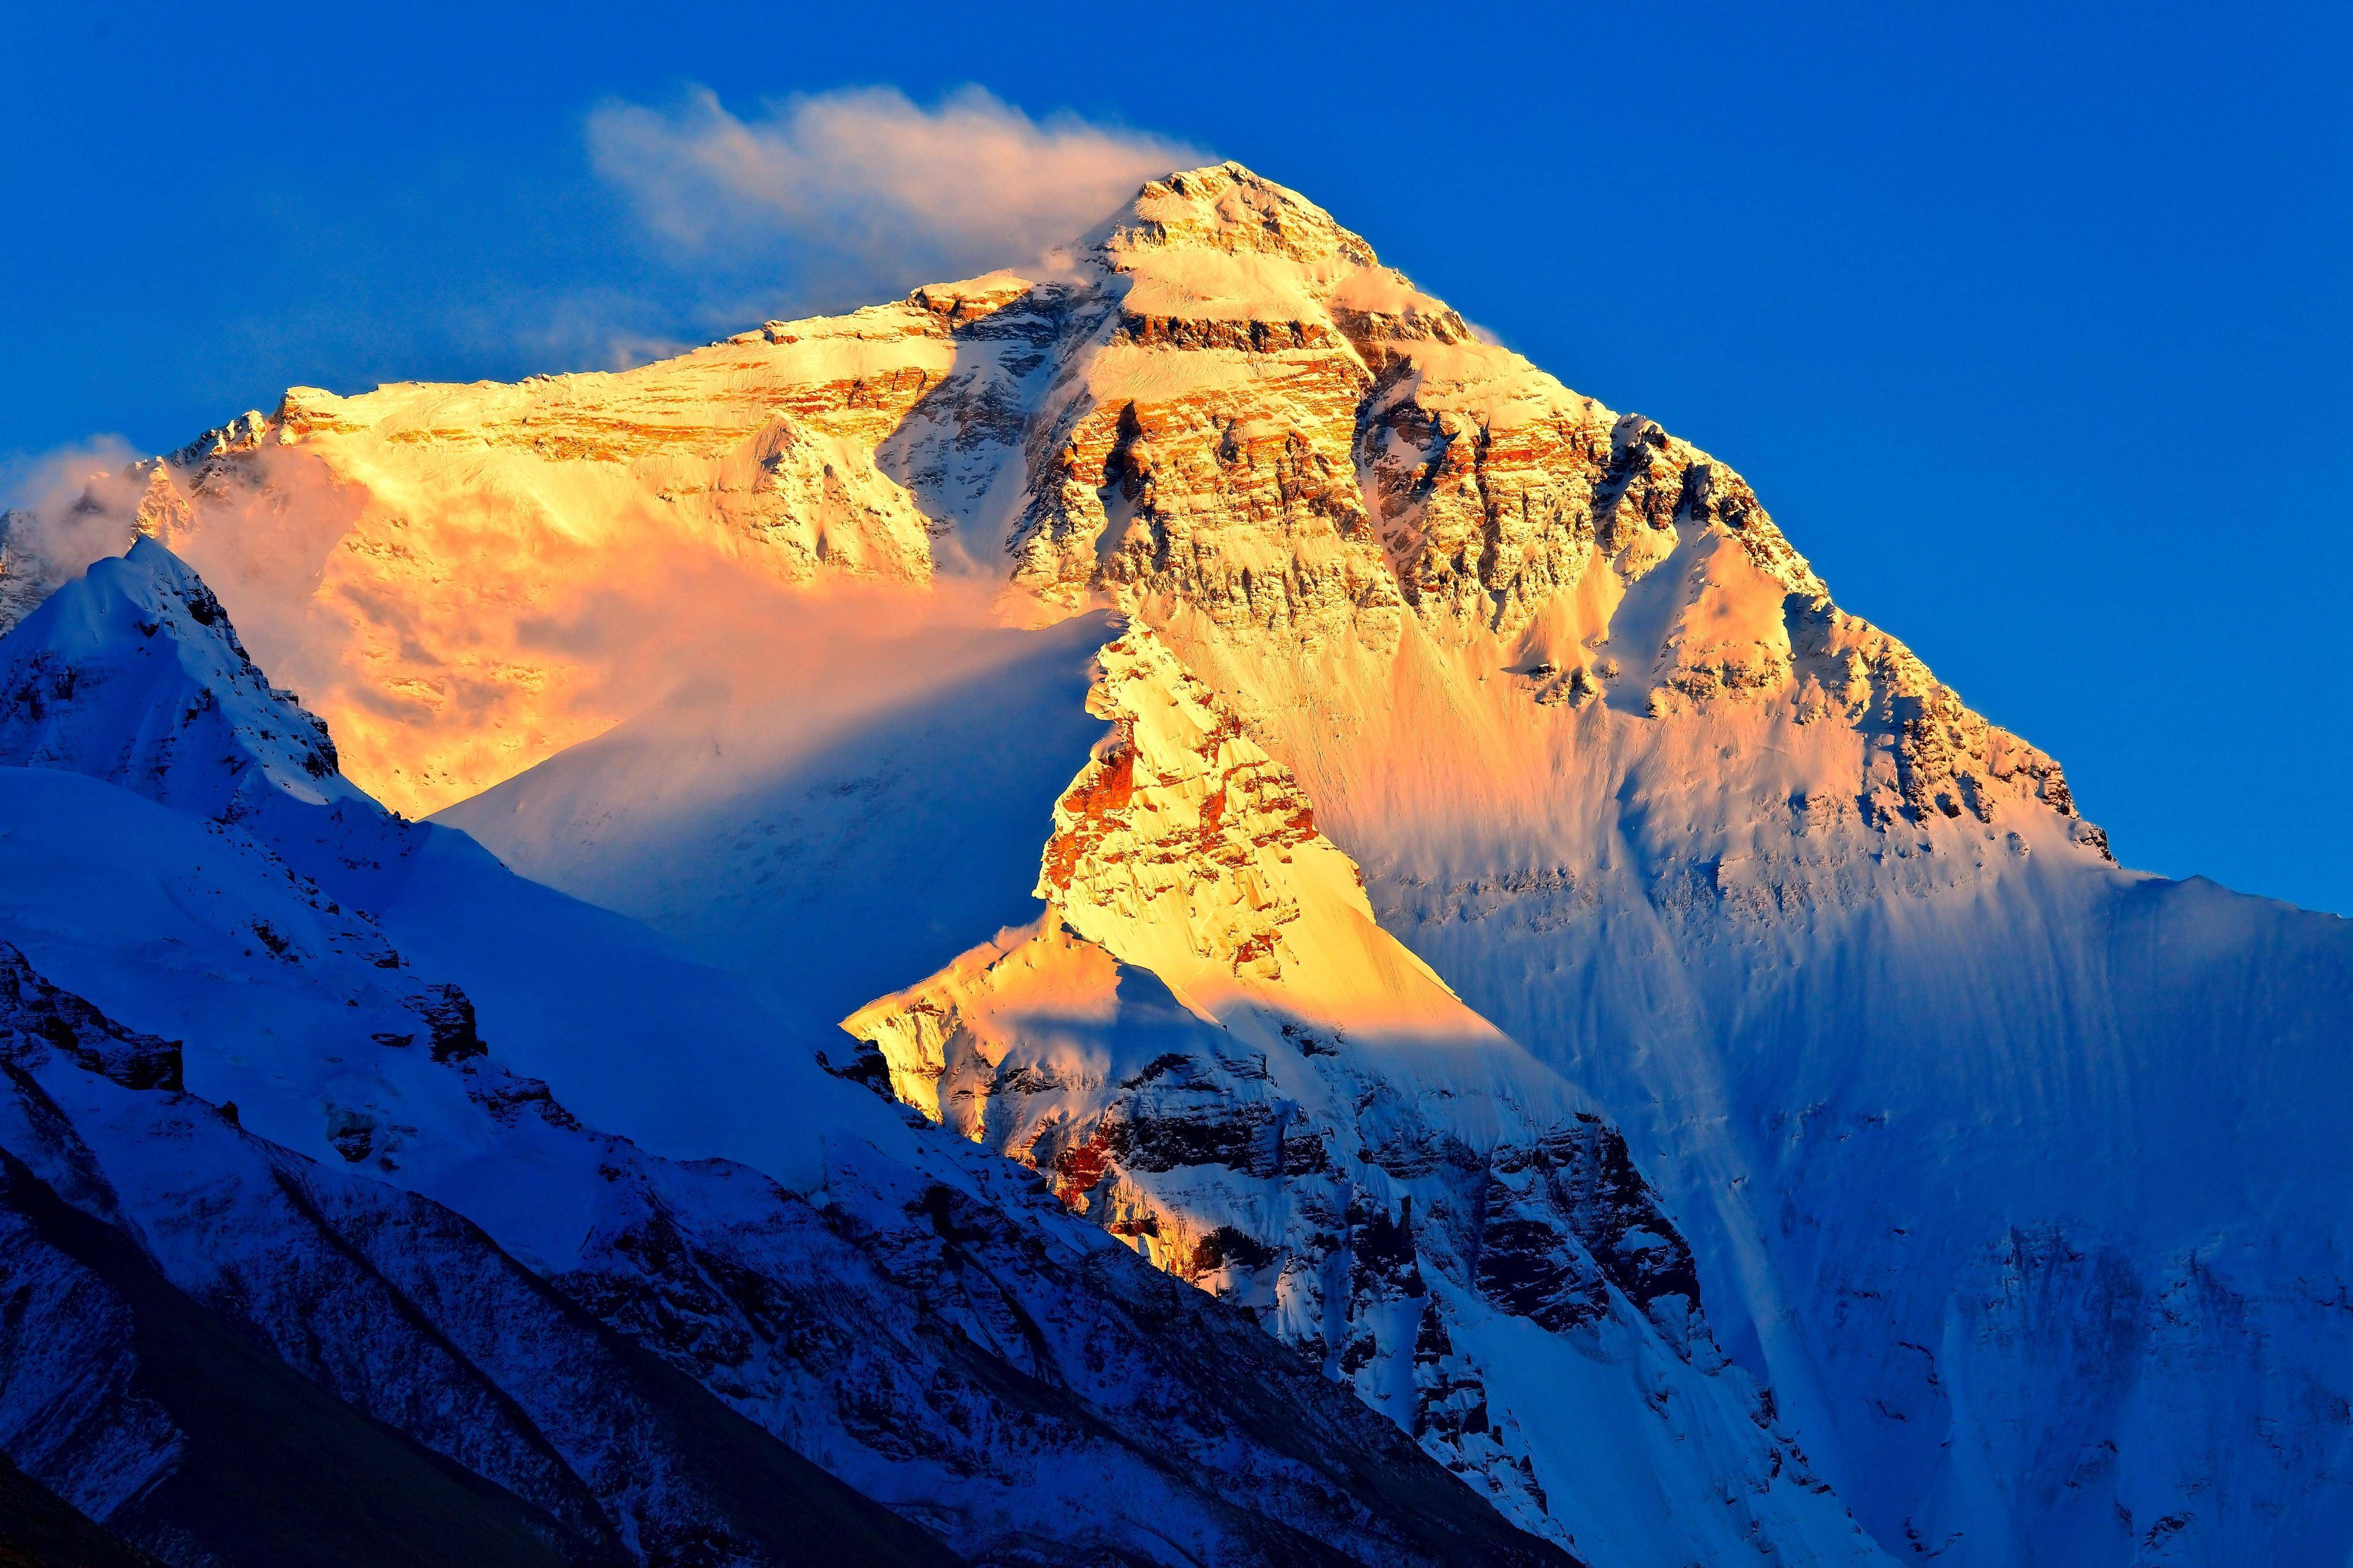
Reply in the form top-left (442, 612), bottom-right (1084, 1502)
top-left (5, 2), bottom-right (2349, 912)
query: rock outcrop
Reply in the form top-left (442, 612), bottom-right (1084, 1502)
top-left (846, 626), bottom-right (1880, 1562)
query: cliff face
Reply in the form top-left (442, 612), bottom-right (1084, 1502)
top-left (843, 627), bottom-right (1876, 1560)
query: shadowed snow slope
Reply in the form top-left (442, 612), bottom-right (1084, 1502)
top-left (441, 610), bottom-right (1114, 1023)
top-left (0, 542), bottom-right (1582, 1568)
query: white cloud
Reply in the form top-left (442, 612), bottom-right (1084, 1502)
top-left (0, 438), bottom-right (150, 607)
top-left (586, 85), bottom-right (1207, 296)
top-left (501, 288), bottom-right (696, 374)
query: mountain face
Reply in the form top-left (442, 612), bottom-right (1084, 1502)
top-left (836, 625), bottom-right (1875, 1560)
top-left (3, 161), bottom-right (2346, 1568)
top-left (0, 543), bottom-right (1582, 1566)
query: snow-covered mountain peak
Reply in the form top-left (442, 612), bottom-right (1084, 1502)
top-left (1103, 161), bottom-right (1380, 269)
top-left (0, 162), bottom-right (2104, 867)
top-left (0, 538), bottom-right (363, 820)
top-left (0, 155), bottom-right (2334, 1568)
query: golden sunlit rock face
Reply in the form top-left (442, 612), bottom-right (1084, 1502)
top-left (45, 160), bottom-right (2093, 854)
top-left (844, 623), bottom-right (1495, 1135)
top-left (836, 626), bottom-right (1824, 1533)
top-left (142, 308), bottom-right (956, 814)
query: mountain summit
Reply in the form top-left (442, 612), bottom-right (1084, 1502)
top-left (3, 163), bottom-right (2347, 1568)
top-left (59, 162), bottom-right (2097, 866)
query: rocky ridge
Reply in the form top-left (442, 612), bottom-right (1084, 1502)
top-left (844, 625), bottom-right (1880, 1561)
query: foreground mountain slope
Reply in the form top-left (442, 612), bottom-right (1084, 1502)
top-left (0, 542), bottom-right (1578, 1567)
top-left (0, 941), bottom-right (950, 1568)
top-left (0, 1447), bottom-right (164, 1568)
top-left (0, 1140), bottom-right (606, 1568)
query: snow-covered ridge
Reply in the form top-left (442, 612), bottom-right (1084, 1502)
top-left (0, 537), bottom-right (359, 819)
top-left (0, 540), bottom-right (1589, 1567)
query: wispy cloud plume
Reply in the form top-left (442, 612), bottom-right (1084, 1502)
top-left (587, 85), bottom-right (1206, 300)
top-left (0, 438), bottom-right (152, 607)
top-left (498, 288), bottom-right (697, 374)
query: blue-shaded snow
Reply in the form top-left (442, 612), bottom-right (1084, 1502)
top-left (437, 613), bottom-right (1114, 1022)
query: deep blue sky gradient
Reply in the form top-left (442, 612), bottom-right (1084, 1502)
top-left (5, 2), bottom-right (2349, 911)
